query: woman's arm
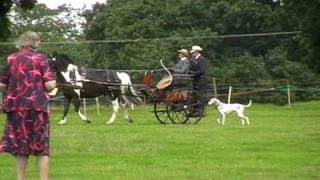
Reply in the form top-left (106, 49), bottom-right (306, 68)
top-left (39, 54), bottom-right (56, 91)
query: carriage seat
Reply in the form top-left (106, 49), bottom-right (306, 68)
top-left (156, 73), bottom-right (193, 90)
top-left (172, 74), bottom-right (193, 87)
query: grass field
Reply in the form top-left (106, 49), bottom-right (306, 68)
top-left (0, 101), bottom-right (319, 180)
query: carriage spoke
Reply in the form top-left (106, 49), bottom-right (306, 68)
top-left (165, 102), bottom-right (186, 124)
top-left (154, 101), bottom-right (171, 124)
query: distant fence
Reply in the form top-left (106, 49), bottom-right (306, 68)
top-left (208, 79), bottom-right (320, 106)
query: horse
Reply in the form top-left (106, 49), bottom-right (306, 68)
top-left (48, 53), bottom-right (143, 125)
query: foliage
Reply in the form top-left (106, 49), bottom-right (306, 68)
top-left (83, 0), bottom-right (220, 70)
top-left (0, 0), bottom-right (37, 62)
top-left (283, 0), bottom-right (320, 73)
top-left (81, 0), bottom-right (320, 103)
top-left (265, 47), bottom-right (318, 83)
top-left (82, 0), bottom-right (313, 73)
top-left (9, 4), bottom-right (81, 41)
top-left (0, 0), bottom-right (36, 40)
top-left (0, 3), bottom-right (93, 66)
top-left (218, 52), bottom-right (270, 85)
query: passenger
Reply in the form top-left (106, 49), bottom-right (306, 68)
top-left (170, 48), bottom-right (190, 74)
top-left (156, 48), bottom-right (190, 90)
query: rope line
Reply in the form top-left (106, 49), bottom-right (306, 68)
top-left (48, 85), bottom-right (320, 102)
top-left (0, 31), bottom-right (301, 45)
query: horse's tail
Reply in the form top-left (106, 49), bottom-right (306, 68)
top-left (244, 100), bottom-right (252, 108)
top-left (117, 72), bottom-right (144, 107)
top-left (128, 85), bottom-right (144, 105)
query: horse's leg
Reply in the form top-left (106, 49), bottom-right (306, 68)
top-left (58, 97), bottom-right (71, 125)
top-left (72, 97), bottom-right (91, 123)
top-left (118, 75), bottom-right (134, 123)
top-left (122, 102), bottom-right (133, 123)
top-left (106, 98), bottom-right (119, 125)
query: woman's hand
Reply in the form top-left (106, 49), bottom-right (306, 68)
top-left (0, 82), bottom-right (7, 91)
top-left (44, 80), bottom-right (56, 92)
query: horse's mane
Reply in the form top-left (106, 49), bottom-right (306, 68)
top-left (52, 52), bottom-right (75, 71)
top-left (57, 53), bottom-right (74, 64)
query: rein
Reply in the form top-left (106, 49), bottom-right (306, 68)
top-left (57, 80), bottom-right (146, 88)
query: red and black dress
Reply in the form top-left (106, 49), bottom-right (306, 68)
top-left (0, 47), bottom-right (53, 156)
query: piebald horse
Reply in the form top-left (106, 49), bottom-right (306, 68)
top-left (49, 53), bottom-right (142, 125)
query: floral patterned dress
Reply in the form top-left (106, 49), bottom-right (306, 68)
top-left (0, 47), bottom-right (53, 156)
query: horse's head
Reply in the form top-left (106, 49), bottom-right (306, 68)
top-left (48, 52), bottom-right (74, 72)
top-left (48, 52), bottom-right (84, 88)
top-left (143, 70), bottom-right (153, 88)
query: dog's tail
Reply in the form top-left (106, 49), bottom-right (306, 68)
top-left (244, 100), bottom-right (252, 108)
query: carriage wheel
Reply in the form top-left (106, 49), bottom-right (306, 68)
top-left (166, 88), bottom-right (204, 124)
top-left (165, 89), bottom-right (190, 124)
top-left (153, 101), bottom-right (172, 124)
top-left (166, 101), bottom-right (188, 124)
top-left (183, 89), bottom-right (204, 124)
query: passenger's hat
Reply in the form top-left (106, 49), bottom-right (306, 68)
top-left (177, 49), bottom-right (189, 57)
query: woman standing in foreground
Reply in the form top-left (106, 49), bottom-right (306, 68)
top-left (0, 31), bottom-right (56, 180)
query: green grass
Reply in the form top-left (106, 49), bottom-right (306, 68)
top-left (0, 101), bottom-right (320, 180)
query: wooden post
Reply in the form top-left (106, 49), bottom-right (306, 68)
top-left (212, 78), bottom-right (217, 97)
top-left (95, 97), bottom-right (101, 115)
top-left (228, 86), bottom-right (232, 104)
top-left (287, 84), bottom-right (291, 108)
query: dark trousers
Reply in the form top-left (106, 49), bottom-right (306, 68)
top-left (192, 84), bottom-right (208, 116)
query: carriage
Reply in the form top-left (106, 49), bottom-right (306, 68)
top-left (50, 54), bottom-right (206, 125)
top-left (142, 60), bottom-right (206, 124)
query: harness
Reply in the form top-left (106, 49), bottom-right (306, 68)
top-left (58, 64), bottom-right (126, 97)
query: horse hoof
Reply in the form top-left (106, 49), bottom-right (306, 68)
top-left (106, 121), bottom-right (113, 125)
top-left (58, 121), bottom-right (66, 125)
top-left (81, 118), bottom-right (91, 124)
top-left (128, 118), bottom-right (133, 123)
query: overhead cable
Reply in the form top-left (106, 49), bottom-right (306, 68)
top-left (0, 31), bottom-right (301, 45)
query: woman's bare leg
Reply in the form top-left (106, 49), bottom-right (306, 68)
top-left (16, 155), bottom-right (28, 180)
top-left (38, 155), bottom-right (49, 180)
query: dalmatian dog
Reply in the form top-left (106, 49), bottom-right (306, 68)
top-left (208, 98), bottom-right (252, 125)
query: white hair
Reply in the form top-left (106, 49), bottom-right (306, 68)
top-left (16, 31), bottom-right (41, 49)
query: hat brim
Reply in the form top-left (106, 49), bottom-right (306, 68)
top-left (190, 49), bottom-right (197, 53)
top-left (190, 46), bottom-right (203, 53)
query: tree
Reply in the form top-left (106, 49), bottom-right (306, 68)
top-left (9, 4), bottom-right (85, 41)
top-left (83, 0), bottom-right (294, 73)
top-left (265, 47), bottom-right (317, 83)
top-left (219, 52), bottom-right (270, 85)
top-left (0, 0), bottom-right (36, 40)
top-left (83, 0), bottom-right (221, 69)
top-left (1, 3), bottom-right (93, 65)
top-left (283, 0), bottom-right (320, 73)
top-left (0, 0), bottom-right (37, 61)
